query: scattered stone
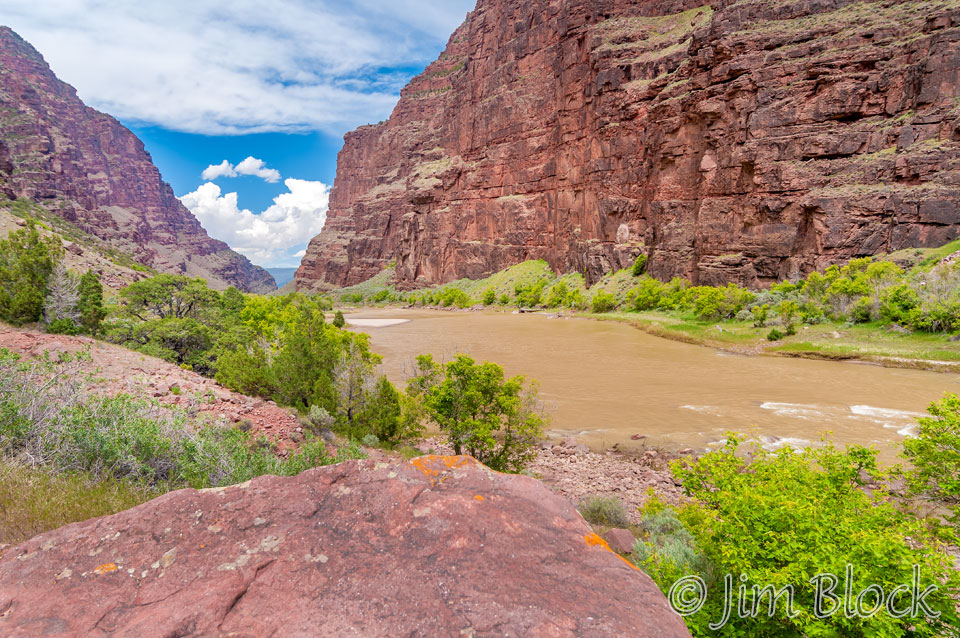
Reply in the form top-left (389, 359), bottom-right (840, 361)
top-left (630, 434), bottom-right (646, 441)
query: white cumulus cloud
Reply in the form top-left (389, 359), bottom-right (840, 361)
top-left (179, 178), bottom-right (329, 267)
top-left (235, 157), bottom-right (281, 183)
top-left (201, 157), bottom-right (281, 183)
top-left (0, 0), bottom-right (476, 134)
top-left (200, 160), bottom-right (237, 180)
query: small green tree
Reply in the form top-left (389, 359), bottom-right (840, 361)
top-left (0, 224), bottom-right (63, 325)
top-left (332, 310), bottom-right (346, 328)
top-left (119, 274), bottom-right (220, 321)
top-left (481, 288), bottom-right (496, 305)
top-left (750, 303), bottom-right (770, 327)
top-left (77, 270), bottom-right (106, 334)
top-left (409, 354), bottom-right (545, 472)
top-left (777, 299), bottom-right (800, 333)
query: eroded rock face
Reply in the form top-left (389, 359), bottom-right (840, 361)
top-left (297, 0), bottom-right (960, 290)
top-left (0, 456), bottom-right (690, 637)
top-left (0, 28), bottom-right (275, 293)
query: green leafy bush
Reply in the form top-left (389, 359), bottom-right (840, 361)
top-left (903, 393), bottom-right (960, 505)
top-left (632, 254), bottom-right (648, 276)
top-left (652, 437), bottom-right (960, 637)
top-left (332, 310), bottom-right (346, 328)
top-left (408, 354), bottom-right (545, 472)
top-left (591, 290), bottom-right (617, 313)
top-left (627, 278), bottom-right (664, 311)
top-left (766, 328), bottom-right (783, 341)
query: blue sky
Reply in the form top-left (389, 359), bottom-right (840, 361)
top-left (0, 0), bottom-right (476, 267)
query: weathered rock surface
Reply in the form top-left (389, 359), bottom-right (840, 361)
top-left (297, 0), bottom-right (960, 291)
top-left (0, 27), bottom-right (275, 293)
top-left (0, 456), bottom-right (690, 637)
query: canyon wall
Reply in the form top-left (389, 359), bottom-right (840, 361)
top-left (0, 27), bottom-right (276, 293)
top-left (297, 0), bottom-right (960, 290)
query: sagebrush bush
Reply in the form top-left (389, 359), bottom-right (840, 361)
top-left (577, 495), bottom-right (631, 528)
top-left (0, 349), bottom-right (363, 489)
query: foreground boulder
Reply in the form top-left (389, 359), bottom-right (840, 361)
top-left (0, 456), bottom-right (690, 637)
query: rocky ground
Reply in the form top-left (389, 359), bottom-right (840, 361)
top-left (420, 436), bottom-right (686, 524)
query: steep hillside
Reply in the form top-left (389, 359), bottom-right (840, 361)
top-left (297, 0), bottom-right (960, 291)
top-left (0, 27), bottom-right (275, 293)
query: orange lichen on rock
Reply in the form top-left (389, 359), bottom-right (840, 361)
top-left (410, 455), bottom-right (478, 484)
top-left (584, 534), bottom-right (640, 572)
top-left (93, 562), bottom-right (118, 575)
top-left (474, 495), bottom-right (485, 502)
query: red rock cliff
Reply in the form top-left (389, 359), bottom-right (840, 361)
top-left (0, 28), bottom-right (276, 293)
top-left (297, 0), bottom-right (960, 290)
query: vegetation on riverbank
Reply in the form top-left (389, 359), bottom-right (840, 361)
top-left (333, 241), bottom-right (960, 369)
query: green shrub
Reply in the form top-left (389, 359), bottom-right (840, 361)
top-left (850, 296), bottom-right (875, 324)
top-left (408, 354), bottom-right (545, 472)
top-left (361, 434), bottom-right (380, 447)
top-left (0, 349), bottom-right (363, 489)
top-left (879, 284), bottom-right (920, 324)
top-left (658, 437), bottom-right (960, 637)
top-left (514, 280), bottom-right (546, 307)
top-left (766, 328), bottom-right (783, 341)
top-left (482, 288), bottom-right (496, 305)
top-left (577, 495), bottom-right (631, 528)
top-left (370, 289), bottom-right (392, 303)
top-left (438, 287), bottom-right (472, 308)
top-left (591, 290), bottom-right (617, 313)
top-left (46, 318), bottom-right (79, 335)
top-left (332, 310), bottom-right (346, 328)
top-left (498, 292), bottom-right (511, 305)
top-left (903, 394), bottom-right (960, 506)
top-left (545, 282), bottom-right (569, 308)
top-left (632, 254), bottom-right (648, 276)
top-left (632, 499), bottom-right (714, 589)
top-left (627, 278), bottom-right (664, 311)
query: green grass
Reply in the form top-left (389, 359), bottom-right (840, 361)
top-left (0, 462), bottom-right (158, 548)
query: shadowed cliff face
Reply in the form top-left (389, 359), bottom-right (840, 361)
top-left (297, 0), bottom-right (960, 291)
top-left (0, 28), bottom-right (276, 293)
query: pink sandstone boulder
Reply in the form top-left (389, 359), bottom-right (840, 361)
top-left (0, 456), bottom-right (690, 637)
top-left (602, 528), bottom-right (638, 554)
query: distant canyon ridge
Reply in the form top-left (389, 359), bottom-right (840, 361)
top-left (0, 27), bottom-right (275, 293)
top-left (297, 0), bottom-right (960, 291)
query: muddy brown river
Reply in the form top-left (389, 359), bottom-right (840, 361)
top-left (345, 309), bottom-right (960, 461)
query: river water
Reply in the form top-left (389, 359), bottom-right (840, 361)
top-left (345, 309), bottom-right (960, 460)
